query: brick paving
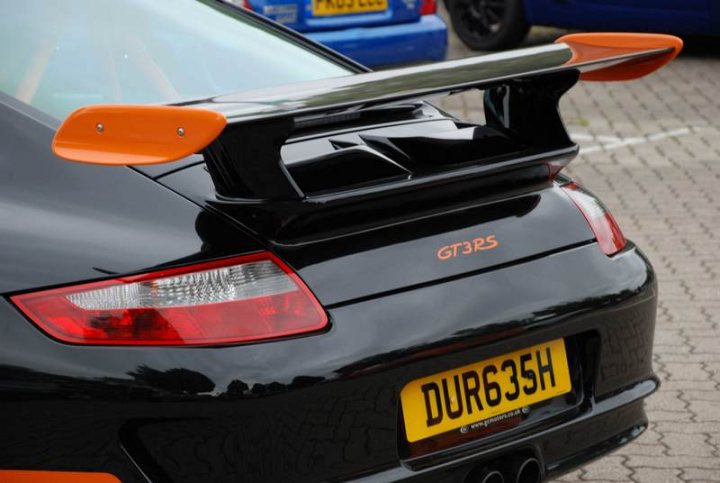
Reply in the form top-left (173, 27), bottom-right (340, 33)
top-left (438, 13), bottom-right (720, 483)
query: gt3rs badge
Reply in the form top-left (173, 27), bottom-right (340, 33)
top-left (437, 235), bottom-right (499, 261)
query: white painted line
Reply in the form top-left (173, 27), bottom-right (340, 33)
top-left (596, 135), bottom-right (624, 143)
top-left (571, 127), bottom-right (702, 155)
top-left (568, 133), bottom-right (595, 141)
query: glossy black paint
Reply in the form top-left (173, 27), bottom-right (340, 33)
top-left (160, 163), bottom-right (595, 306)
top-left (0, 17), bottom-right (659, 483)
top-left (0, 92), bottom-right (261, 294)
top-left (0, 242), bottom-right (657, 482)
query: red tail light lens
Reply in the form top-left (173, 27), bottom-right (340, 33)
top-left (419, 0), bottom-right (437, 15)
top-left (562, 183), bottom-right (627, 256)
top-left (11, 253), bottom-right (327, 346)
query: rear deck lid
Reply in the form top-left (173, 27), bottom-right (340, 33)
top-left (270, 187), bottom-right (594, 305)
top-left (156, 117), bottom-right (595, 305)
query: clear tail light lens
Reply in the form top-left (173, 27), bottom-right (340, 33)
top-left (419, 0), bottom-right (437, 15)
top-left (562, 182), bottom-right (627, 256)
top-left (11, 253), bottom-right (327, 346)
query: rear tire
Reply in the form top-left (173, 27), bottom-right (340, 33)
top-left (447, 0), bottom-right (530, 51)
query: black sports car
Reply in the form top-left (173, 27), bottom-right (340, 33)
top-left (0, 1), bottom-right (681, 482)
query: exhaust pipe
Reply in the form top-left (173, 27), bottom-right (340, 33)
top-left (509, 457), bottom-right (542, 483)
top-left (481, 470), bottom-right (504, 483)
top-left (466, 467), bottom-right (505, 483)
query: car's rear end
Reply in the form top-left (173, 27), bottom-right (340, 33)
top-left (225, 0), bottom-right (447, 66)
top-left (0, 102), bottom-right (658, 482)
top-left (130, 103), bottom-right (657, 483)
top-left (0, 3), bottom-right (677, 480)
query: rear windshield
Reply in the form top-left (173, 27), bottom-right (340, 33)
top-left (0, 0), bottom-right (351, 119)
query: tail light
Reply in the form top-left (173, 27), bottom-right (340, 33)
top-left (419, 0), bottom-right (437, 15)
top-left (226, 0), bottom-right (253, 9)
top-left (562, 183), bottom-right (627, 256)
top-left (11, 253), bottom-right (327, 346)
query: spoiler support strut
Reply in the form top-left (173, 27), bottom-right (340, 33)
top-left (204, 117), bottom-right (303, 199)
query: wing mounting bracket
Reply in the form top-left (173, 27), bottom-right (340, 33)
top-left (203, 117), bottom-right (303, 200)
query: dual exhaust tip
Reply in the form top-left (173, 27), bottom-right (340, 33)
top-left (468, 457), bottom-right (542, 483)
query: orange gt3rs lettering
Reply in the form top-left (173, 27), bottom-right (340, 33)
top-left (437, 235), bottom-right (498, 261)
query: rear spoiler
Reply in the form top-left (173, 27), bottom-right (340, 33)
top-left (53, 33), bottom-right (682, 201)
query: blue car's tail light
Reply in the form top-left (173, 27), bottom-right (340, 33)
top-left (419, 0), bottom-right (437, 15)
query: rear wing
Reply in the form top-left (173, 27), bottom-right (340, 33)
top-left (53, 33), bottom-right (681, 201)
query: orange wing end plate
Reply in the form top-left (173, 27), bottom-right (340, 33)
top-left (0, 470), bottom-right (120, 483)
top-left (52, 105), bottom-right (227, 165)
top-left (556, 33), bottom-right (683, 81)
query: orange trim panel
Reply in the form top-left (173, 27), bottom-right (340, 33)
top-left (0, 470), bottom-right (120, 483)
top-left (52, 105), bottom-right (227, 165)
top-left (557, 33), bottom-right (683, 81)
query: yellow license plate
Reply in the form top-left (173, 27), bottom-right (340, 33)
top-left (401, 338), bottom-right (572, 442)
top-left (312, 0), bottom-right (387, 16)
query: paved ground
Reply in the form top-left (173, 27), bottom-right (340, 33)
top-left (437, 14), bottom-right (720, 483)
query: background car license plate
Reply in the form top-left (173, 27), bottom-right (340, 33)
top-left (401, 338), bottom-right (572, 442)
top-left (312, 0), bottom-right (387, 16)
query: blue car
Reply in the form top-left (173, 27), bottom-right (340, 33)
top-left (447, 0), bottom-right (720, 51)
top-left (224, 0), bottom-right (447, 66)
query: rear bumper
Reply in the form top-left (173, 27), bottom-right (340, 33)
top-left (0, 242), bottom-right (657, 482)
top-left (306, 14), bottom-right (447, 66)
top-left (357, 379), bottom-right (657, 481)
